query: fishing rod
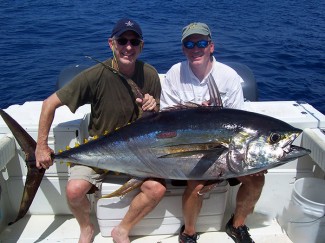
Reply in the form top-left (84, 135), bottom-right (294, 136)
top-left (85, 55), bottom-right (144, 100)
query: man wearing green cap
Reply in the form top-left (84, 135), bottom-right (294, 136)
top-left (160, 22), bottom-right (266, 243)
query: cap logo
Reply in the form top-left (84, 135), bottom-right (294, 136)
top-left (125, 20), bottom-right (134, 27)
top-left (188, 23), bottom-right (198, 29)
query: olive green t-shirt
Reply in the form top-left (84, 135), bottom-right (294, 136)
top-left (56, 59), bottom-right (161, 137)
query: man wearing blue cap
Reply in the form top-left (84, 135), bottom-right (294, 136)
top-left (161, 22), bottom-right (266, 243)
top-left (35, 18), bottom-right (166, 243)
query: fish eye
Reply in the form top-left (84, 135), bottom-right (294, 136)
top-left (268, 133), bottom-right (281, 144)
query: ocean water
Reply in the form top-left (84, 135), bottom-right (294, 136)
top-left (1, 0), bottom-right (324, 114)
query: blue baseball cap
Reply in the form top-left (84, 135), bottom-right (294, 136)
top-left (111, 18), bottom-right (143, 39)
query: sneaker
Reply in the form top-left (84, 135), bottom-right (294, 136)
top-left (178, 225), bottom-right (199, 243)
top-left (225, 215), bottom-right (255, 243)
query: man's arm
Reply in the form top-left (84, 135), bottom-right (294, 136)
top-left (35, 93), bottom-right (63, 170)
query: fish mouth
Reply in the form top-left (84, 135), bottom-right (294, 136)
top-left (280, 133), bottom-right (311, 161)
top-left (280, 145), bottom-right (311, 162)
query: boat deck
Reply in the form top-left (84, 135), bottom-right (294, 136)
top-left (0, 213), bottom-right (292, 243)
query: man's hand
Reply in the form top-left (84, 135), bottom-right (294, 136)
top-left (202, 100), bottom-right (211, 106)
top-left (136, 93), bottom-right (157, 111)
top-left (35, 144), bottom-right (54, 170)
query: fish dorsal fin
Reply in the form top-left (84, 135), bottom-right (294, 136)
top-left (160, 103), bottom-right (223, 112)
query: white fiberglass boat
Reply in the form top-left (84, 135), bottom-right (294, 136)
top-left (0, 64), bottom-right (324, 243)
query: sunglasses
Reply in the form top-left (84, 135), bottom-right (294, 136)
top-left (183, 40), bottom-right (210, 49)
top-left (115, 38), bottom-right (142, 46)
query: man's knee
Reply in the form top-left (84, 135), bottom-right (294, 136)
top-left (66, 179), bottom-right (92, 202)
top-left (142, 179), bottom-right (167, 199)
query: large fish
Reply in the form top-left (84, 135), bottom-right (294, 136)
top-left (0, 107), bottom-right (310, 224)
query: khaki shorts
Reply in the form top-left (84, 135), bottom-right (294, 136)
top-left (69, 164), bottom-right (107, 193)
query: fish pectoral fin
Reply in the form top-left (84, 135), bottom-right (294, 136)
top-left (158, 143), bottom-right (227, 158)
top-left (158, 148), bottom-right (226, 158)
top-left (100, 178), bottom-right (144, 198)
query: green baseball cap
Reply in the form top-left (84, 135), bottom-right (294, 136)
top-left (181, 22), bottom-right (212, 42)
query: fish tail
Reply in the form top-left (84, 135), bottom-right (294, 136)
top-left (0, 109), bottom-right (45, 225)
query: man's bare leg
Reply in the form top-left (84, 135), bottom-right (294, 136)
top-left (233, 174), bottom-right (265, 227)
top-left (111, 179), bottom-right (166, 243)
top-left (66, 179), bottom-right (95, 243)
top-left (182, 180), bottom-right (205, 236)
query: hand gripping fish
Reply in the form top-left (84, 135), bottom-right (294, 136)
top-left (0, 106), bottom-right (310, 225)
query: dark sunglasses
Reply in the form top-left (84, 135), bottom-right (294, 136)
top-left (183, 40), bottom-right (210, 49)
top-left (116, 38), bottom-right (142, 46)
